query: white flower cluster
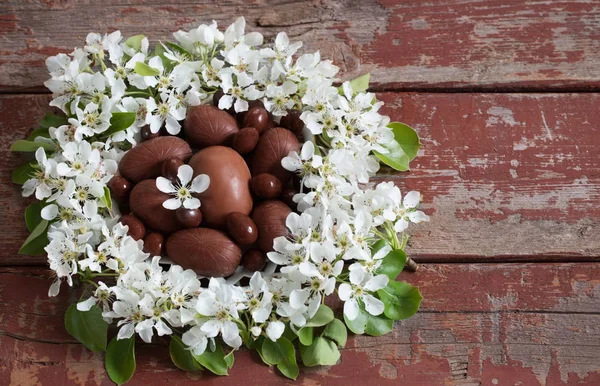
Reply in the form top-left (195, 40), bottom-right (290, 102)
top-left (21, 17), bottom-right (429, 356)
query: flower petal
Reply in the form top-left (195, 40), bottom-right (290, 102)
top-left (403, 191), bottom-right (421, 208)
top-left (183, 197), bottom-right (200, 209)
top-left (156, 177), bottom-right (176, 193)
top-left (190, 174), bottom-right (210, 193)
top-left (364, 274), bottom-right (389, 292)
top-left (343, 298), bottom-right (359, 320)
top-left (363, 294), bottom-right (385, 316)
top-left (266, 321), bottom-right (285, 342)
top-left (177, 165), bottom-right (193, 186)
top-left (163, 198), bottom-right (182, 210)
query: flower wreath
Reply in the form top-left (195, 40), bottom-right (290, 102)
top-left (11, 17), bottom-right (429, 383)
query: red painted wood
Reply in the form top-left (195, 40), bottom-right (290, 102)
top-left (1, 1), bottom-right (600, 91)
top-left (2, 93), bottom-right (598, 265)
top-left (0, 265), bottom-right (598, 385)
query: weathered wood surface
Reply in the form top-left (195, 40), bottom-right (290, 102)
top-left (3, 93), bottom-right (598, 265)
top-left (2, 0), bottom-right (600, 92)
top-left (1, 264), bottom-right (598, 385)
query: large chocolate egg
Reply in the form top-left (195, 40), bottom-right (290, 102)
top-left (166, 228), bottom-right (242, 277)
top-left (252, 200), bottom-right (292, 253)
top-left (251, 127), bottom-right (300, 185)
top-left (129, 179), bottom-right (184, 234)
top-left (188, 146), bottom-right (253, 228)
top-left (119, 137), bottom-right (192, 183)
top-left (184, 105), bottom-right (239, 148)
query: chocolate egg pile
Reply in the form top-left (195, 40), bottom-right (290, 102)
top-left (109, 100), bottom-right (303, 278)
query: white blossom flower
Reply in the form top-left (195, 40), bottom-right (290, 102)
top-left (156, 165), bottom-right (209, 210)
top-left (338, 270), bottom-right (388, 320)
top-left (195, 278), bottom-right (243, 349)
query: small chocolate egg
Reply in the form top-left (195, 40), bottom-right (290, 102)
top-left (232, 127), bottom-right (260, 155)
top-left (166, 228), bottom-right (242, 277)
top-left (129, 179), bottom-right (184, 234)
top-left (161, 157), bottom-right (184, 183)
top-left (119, 137), bottom-right (192, 182)
top-left (176, 208), bottom-right (202, 228)
top-left (184, 105), bottom-right (239, 148)
top-left (141, 125), bottom-right (160, 141)
top-left (251, 127), bottom-right (300, 185)
top-left (119, 214), bottom-right (146, 241)
top-left (188, 146), bottom-right (253, 228)
top-left (252, 200), bottom-right (292, 253)
top-left (279, 110), bottom-right (304, 135)
top-left (107, 176), bottom-right (132, 203)
top-left (242, 249), bottom-right (267, 272)
top-left (143, 232), bottom-right (164, 256)
top-left (251, 173), bottom-right (283, 199)
top-left (243, 106), bottom-right (272, 134)
top-left (226, 212), bottom-right (258, 245)
top-left (280, 187), bottom-right (298, 211)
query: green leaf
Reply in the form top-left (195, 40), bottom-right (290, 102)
top-left (125, 35), bottom-right (146, 51)
top-left (374, 122), bottom-right (420, 171)
top-left (39, 112), bottom-right (68, 129)
top-left (100, 112), bottom-right (136, 138)
top-left (348, 73), bottom-right (370, 93)
top-left (322, 319), bottom-right (347, 347)
top-left (378, 281), bottom-right (423, 320)
top-left (64, 304), bottom-right (108, 352)
top-left (25, 202), bottom-right (44, 232)
top-left (297, 327), bottom-right (314, 346)
top-left (169, 336), bottom-right (202, 372)
top-left (261, 337), bottom-right (299, 380)
top-left (343, 304), bottom-right (394, 336)
top-left (377, 249), bottom-right (407, 281)
top-left (26, 128), bottom-right (51, 141)
top-left (281, 323), bottom-right (298, 342)
top-left (299, 337), bottom-right (340, 367)
top-left (105, 336), bottom-right (136, 385)
top-left (304, 305), bottom-right (334, 328)
top-left (18, 219), bottom-right (49, 255)
top-left (224, 352), bottom-right (235, 369)
top-left (134, 62), bottom-right (160, 76)
top-left (339, 73), bottom-right (370, 95)
top-left (12, 162), bottom-right (37, 184)
top-left (100, 186), bottom-right (113, 211)
top-left (193, 341), bottom-right (229, 376)
top-left (10, 140), bottom-right (55, 152)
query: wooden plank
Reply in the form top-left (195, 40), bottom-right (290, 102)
top-left (376, 92), bottom-right (600, 262)
top-left (2, 93), bottom-right (599, 265)
top-left (1, 264), bottom-right (598, 385)
top-left (2, 1), bottom-right (600, 92)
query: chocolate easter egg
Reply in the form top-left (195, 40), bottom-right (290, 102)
top-left (279, 110), bottom-right (304, 135)
top-left (243, 106), bottom-right (272, 133)
top-left (232, 127), bottom-right (260, 155)
top-left (242, 249), bottom-right (267, 272)
top-left (251, 127), bottom-right (299, 185)
top-left (118, 137), bottom-right (192, 183)
top-left (166, 228), bottom-right (242, 277)
top-left (119, 214), bottom-right (146, 241)
top-left (129, 179), bottom-right (184, 234)
top-left (251, 173), bottom-right (282, 199)
top-left (184, 105), bottom-right (239, 148)
top-left (252, 200), bottom-right (292, 253)
top-left (143, 232), bottom-right (165, 256)
top-left (226, 212), bottom-right (258, 245)
top-left (188, 146), bottom-right (253, 228)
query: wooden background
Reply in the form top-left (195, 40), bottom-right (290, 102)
top-left (1, 1), bottom-right (599, 385)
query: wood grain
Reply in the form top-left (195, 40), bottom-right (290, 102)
top-left (2, 93), bottom-right (599, 265)
top-left (1, 264), bottom-right (598, 385)
top-left (2, 0), bottom-right (600, 92)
